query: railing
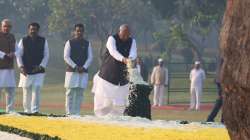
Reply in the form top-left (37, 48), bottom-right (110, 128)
top-left (166, 62), bottom-right (217, 104)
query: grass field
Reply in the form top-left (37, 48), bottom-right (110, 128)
top-left (0, 82), bottom-right (221, 122)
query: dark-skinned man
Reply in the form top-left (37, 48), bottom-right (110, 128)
top-left (0, 19), bottom-right (16, 113)
top-left (64, 24), bottom-right (93, 116)
top-left (92, 24), bottom-right (137, 117)
top-left (16, 22), bottom-right (49, 113)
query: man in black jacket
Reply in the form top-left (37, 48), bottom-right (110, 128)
top-left (92, 24), bottom-right (137, 116)
top-left (16, 22), bottom-right (49, 113)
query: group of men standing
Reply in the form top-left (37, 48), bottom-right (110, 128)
top-left (0, 19), bottom-right (94, 116)
top-left (0, 18), bottom-right (222, 122)
top-left (0, 19), bottom-right (49, 114)
top-left (0, 18), bottom-right (138, 117)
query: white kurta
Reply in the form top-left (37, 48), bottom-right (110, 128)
top-left (0, 46), bottom-right (17, 87)
top-left (136, 64), bottom-right (141, 74)
top-left (92, 36), bottom-right (137, 116)
top-left (190, 68), bottom-right (206, 88)
top-left (64, 40), bottom-right (93, 88)
top-left (189, 68), bottom-right (206, 110)
top-left (16, 39), bottom-right (49, 87)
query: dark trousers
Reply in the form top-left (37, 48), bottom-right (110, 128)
top-left (207, 83), bottom-right (224, 122)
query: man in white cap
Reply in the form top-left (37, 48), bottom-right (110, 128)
top-left (92, 24), bottom-right (137, 116)
top-left (151, 58), bottom-right (168, 106)
top-left (189, 61), bottom-right (205, 110)
top-left (0, 19), bottom-right (16, 113)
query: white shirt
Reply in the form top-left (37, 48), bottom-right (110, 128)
top-left (16, 39), bottom-right (49, 68)
top-left (106, 36), bottom-right (137, 61)
top-left (0, 43), bottom-right (19, 59)
top-left (190, 68), bottom-right (206, 88)
top-left (64, 40), bottom-right (93, 88)
top-left (0, 44), bottom-right (18, 87)
top-left (92, 36), bottom-right (137, 108)
top-left (136, 64), bottom-right (141, 74)
top-left (16, 38), bottom-right (49, 87)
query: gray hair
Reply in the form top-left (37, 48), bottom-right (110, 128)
top-left (119, 24), bottom-right (129, 32)
top-left (1, 19), bottom-right (12, 26)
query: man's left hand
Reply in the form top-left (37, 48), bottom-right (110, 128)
top-left (6, 52), bottom-right (15, 59)
top-left (33, 66), bottom-right (45, 73)
top-left (77, 67), bottom-right (88, 73)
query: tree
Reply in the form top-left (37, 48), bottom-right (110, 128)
top-left (48, 0), bottom-right (157, 64)
top-left (13, 0), bottom-right (50, 33)
top-left (0, 0), bottom-right (50, 34)
top-left (149, 0), bottom-right (226, 64)
top-left (220, 0), bottom-right (250, 139)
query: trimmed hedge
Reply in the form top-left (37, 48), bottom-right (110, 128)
top-left (0, 124), bottom-right (61, 140)
top-left (0, 112), bottom-right (63, 139)
top-left (0, 112), bottom-right (66, 117)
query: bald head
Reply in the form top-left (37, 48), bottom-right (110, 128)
top-left (1, 19), bottom-right (12, 34)
top-left (118, 24), bottom-right (130, 41)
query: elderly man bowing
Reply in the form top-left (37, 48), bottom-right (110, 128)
top-left (92, 24), bottom-right (137, 116)
top-left (16, 22), bottom-right (49, 113)
top-left (0, 19), bottom-right (16, 113)
top-left (64, 23), bottom-right (93, 116)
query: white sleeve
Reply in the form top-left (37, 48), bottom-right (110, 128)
top-left (14, 42), bottom-right (19, 57)
top-left (83, 42), bottom-right (93, 69)
top-left (0, 51), bottom-right (6, 59)
top-left (39, 40), bottom-right (49, 68)
top-left (151, 67), bottom-right (156, 84)
top-left (64, 40), bottom-right (77, 68)
top-left (189, 70), bottom-right (193, 81)
top-left (106, 36), bottom-right (124, 62)
top-left (16, 39), bottom-right (24, 68)
top-left (128, 39), bottom-right (137, 60)
top-left (0, 41), bottom-right (19, 59)
top-left (1, 41), bottom-right (19, 59)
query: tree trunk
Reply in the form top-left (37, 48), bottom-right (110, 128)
top-left (220, 0), bottom-right (250, 139)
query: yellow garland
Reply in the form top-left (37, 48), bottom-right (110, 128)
top-left (0, 116), bottom-right (230, 140)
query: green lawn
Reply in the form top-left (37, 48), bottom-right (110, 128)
top-left (0, 81), bottom-right (221, 122)
top-left (0, 39), bottom-right (221, 122)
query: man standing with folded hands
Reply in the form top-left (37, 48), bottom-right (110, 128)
top-left (0, 19), bottom-right (17, 113)
top-left (64, 23), bottom-right (93, 116)
top-left (16, 22), bottom-right (49, 113)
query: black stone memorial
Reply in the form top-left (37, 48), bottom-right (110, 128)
top-left (124, 83), bottom-right (153, 120)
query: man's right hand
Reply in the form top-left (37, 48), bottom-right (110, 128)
top-left (20, 66), bottom-right (27, 76)
top-left (122, 57), bottom-right (129, 64)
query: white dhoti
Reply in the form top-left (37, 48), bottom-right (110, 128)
top-left (0, 69), bottom-right (16, 112)
top-left (18, 73), bottom-right (45, 113)
top-left (189, 68), bottom-right (205, 110)
top-left (92, 74), bottom-right (129, 117)
top-left (64, 72), bottom-right (89, 115)
top-left (190, 86), bottom-right (202, 110)
top-left (153, 85), bottom-right (165, 106)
